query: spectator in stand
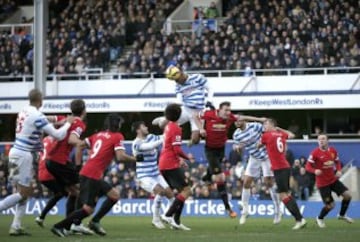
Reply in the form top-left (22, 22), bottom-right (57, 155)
top-left (205, 2), bottom-right (219, 19)
top-left (296, 167), bottom-right (310, 200)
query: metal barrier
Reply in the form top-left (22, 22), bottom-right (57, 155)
top-left (0, 23), bottom-right (33, 35)
top-left (0, 67), bottom-right (358, 82)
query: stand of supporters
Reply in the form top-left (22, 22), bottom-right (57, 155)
top-left (0, 0), bottom-right (358, 79)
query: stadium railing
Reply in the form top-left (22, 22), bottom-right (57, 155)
top-left (0, 67), bottom-right (359, 82)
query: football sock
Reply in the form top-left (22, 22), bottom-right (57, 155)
top-left (318, 206), bottom-right (331, 219)
top-left (92, 198), bottom-right (117, 223)
top-left (174, 201), bottom-right (185, 224)
top-left (11, 199), bottom-right (26, 229)
top-left (0, 193), bottom-right (22, 211)
top-left (241, 188), bottom-right (250, 214)
top-left (217, 182), bottom-right (231, 210)
top-left (282, 196), bottom-right (303, 221)
top-left (269, 186), bottom-right (280, 214)
top-left (55, 208), bottom-right (89, 230)
top-left (165, 194), bottom-right (185, 217)
top-left (66, 195), bottom-right (77, 216)
top-left (40, 193), bottom-right (63, 219)
top-left (339, 198), bottom-right (351, 216)
top-left (153, 194), bottom-right (162, 219)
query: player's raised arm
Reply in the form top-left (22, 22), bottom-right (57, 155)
top-left (276, 126), bottom-right (296, 139)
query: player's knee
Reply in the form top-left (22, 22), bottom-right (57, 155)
top-left (343, 192), bottom-right (352, 201)
top-left (326, 203), bottom-right (335, 210)
top-left (165, 188), bottom-right (174, 199)
top-left (243, 178), bottom-right (252, 188)
top-left (82, 204), bottom-right (94, 214)
top-left (108, 189), bottom-right (120, 201)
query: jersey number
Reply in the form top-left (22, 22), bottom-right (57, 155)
top-left (90, 140), bottom-right (103, 159)
top-left (276, 137), bottom-right (284, 153)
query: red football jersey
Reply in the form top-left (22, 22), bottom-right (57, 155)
top-left (200, 110), bottom-right (237, 148)
top-left (261, 130), bottom-right (290, 170)
top-left (306, 147), bottom-right (341, 188)
top-left (80, 131), bottom-right (125, 180)
top-left (47, 118), bottom-right (86, 165)
top-left (38, 136), bottom-right (56, 181)
top-left (159, 122), bottom-right (182, 170)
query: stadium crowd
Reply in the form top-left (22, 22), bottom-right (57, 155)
top-left (0, 0), bottom-right (359, 79)
top-left (0, 148), bottom-right (314, 201)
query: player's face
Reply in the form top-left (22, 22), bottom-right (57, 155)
top-left (235, 119), bottom-right (245, 129)
top-left (263, 120), bottom-right (273, 132)
top-left (139, 124), bottom-right (149, 135)
top-left (218, 105), bottom-right (231, 119)
top-left (317, 135), bottom-right (328, 148)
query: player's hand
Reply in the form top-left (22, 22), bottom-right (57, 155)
top-left (314, 169), bottom-right (322, 176)
top-left (66, 115), bottom-right (75, 124)
top-left (335, 170), bottom-right (342, 177)
top-left (200, 128), bottom-right (207, 137)
top-left (205, 101), bottom-right (215, 110)
top-left (135, 154), bottom-right (144, 162)
top-left (180, 159), bottom-right (188, 168)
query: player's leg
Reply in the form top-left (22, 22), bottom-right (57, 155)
top-left (5, 149), bottom-right (33, 236)
top-left (261, 160), bottom-right (281, 224)
top-left (316, 185), bottom-right (335, 228)
top-left (89, 181), bottom-right (119, 235)
top-left (152, 116), bottom-right (168, 129)
top-left (46, 160), bottom-right (80, 214)
top-left (0, 150), bottom-right (31, 212)
top-left (189, 108), bottom-right (202, 145)
top-left (161, 168), bottom-right (191, 230)
top-left (205, 147), bottom-right (236, 218)
top-left (36, 180), bottom-right (66, 227)
top-left (334, 181), bottom-right (354, 223)
top-left (274, 168), bottom-right (306, 230)
top-left (138, 176), bottom-right (166, 229)
top-left (51, 176), bottom-right (95, 237)
top-left (239, 156), bottom-right (259, 224)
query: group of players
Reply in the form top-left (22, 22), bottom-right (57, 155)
top-left (0, 65), bottom-right (354, 237)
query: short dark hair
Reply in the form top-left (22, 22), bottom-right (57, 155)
top-left (28, 89), bottom-right (42, 104)
top-left (131, 121), bottom-right (145, 132)
top-left (219, 101), bottom-right (231, 109)
top-left (165, 103), bottom-right (181, 122)
top-left (266, 117), bottom-right (277, 127)
top-left (104, 113), bottom-right (124, 132)
top-left (317, 133), bottom-right (328, 139)
top-left (70, 99), bottom-right (86, 116)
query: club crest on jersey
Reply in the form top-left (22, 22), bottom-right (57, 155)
top-left (175, 135), bottom-right (181, 142)
top-left (323, 160), bottom-right (334, 167)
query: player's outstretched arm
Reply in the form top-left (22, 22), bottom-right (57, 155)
top-left (276, 127), bottom-right (295, 139)
top-left (115, 150), bottom-right (144, 163)
top-left (238, 115), bottom-right (267, 123)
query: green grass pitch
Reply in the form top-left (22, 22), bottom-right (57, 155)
top-left (0, 215), bottom-right (359, 242)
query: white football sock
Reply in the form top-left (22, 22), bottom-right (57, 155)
top-left (269, 185), bottom-right (280, 214)
top-left (11, 199), bottom-right (27, 229)
top-left (153, 194), bottom-right (162, 219)
top-left (241, 188), bottom-right (250, 214)
top-left (0, 193), bottom-right (22, 211)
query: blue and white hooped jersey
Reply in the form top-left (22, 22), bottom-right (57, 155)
top-left (132, 134), bottom-right (161, 179)
top-left (13, 106), bottom-right (50, 152)
top-left (175, 73), bottom-right (208, 110)
top-left (233, 122), bottom-right (268, 161)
